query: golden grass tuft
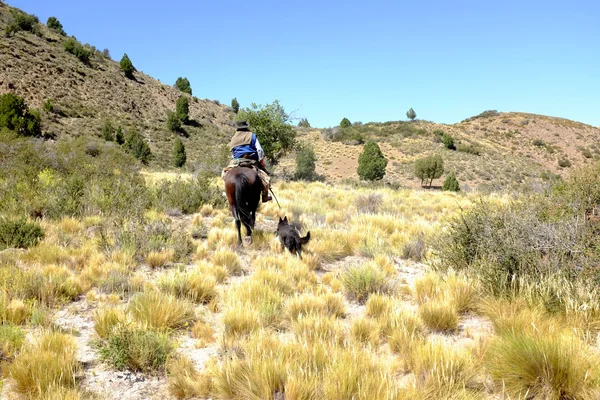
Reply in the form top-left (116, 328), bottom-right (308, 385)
top-left (4, 299), bottom-right (32, 325)
top-left (414, 273), bottom-right (441, 304)
top-left (158, 269), bottom-right (218, 304)
top-left (342, 263), bottom-right (388, 303)
top-left (57, 217), bottom-right (84, 234)
top-left (387, 311), bottom-right (424, 356)
top-left (350, 317), bottom-right (380, 346)
top-left (291, 315), bottom-right (345, 345)
top-left (285, 293), bottom-right (345, 321)
top-left (211, 248), bottom-right (242, 276)
top-left (191, 320), bottom-right (215, 347)
top-left (93, 308), bottom-right (126, 338)
top-left (365, 294), bottom-right (395, 319)
top-left (419, 300), bottom-right (459, 332)
top-left (0, 324), bottom-right (25, 360)
top-left (206, 227), bottom-right (238, 250)
top-left (446, 273), bottom-right (478, 314)
top-left (167, 356), bottom-right (212, 399)
top-left (222, 307), bottom-right (261, 339)
top-left (7, 331), bottom-right (79, 398)
top-left (146, 249), bottom-right (175, 268)
top-left (199, 204), bottom-right (215, 217)
top-left (129, 291), bottom-right (196, 330)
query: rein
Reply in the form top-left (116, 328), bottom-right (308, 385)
top-left (269, 187), bottom-right (282, 209)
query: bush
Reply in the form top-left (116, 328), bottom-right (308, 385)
top-left (63, 38), bottom-right (91, 63)
top-left (340, 117), bottom-right (351, 128)
top-left (46, 16), bottom-right (65, 35)
top-left (176, 96), bottom-right (189, 124)
top-left (98, 326), bottom-right (173, 372)
top-left (414, 154), bottom-right (444, 187)
top-left (0, 217), bottom-right (44, 250)
top-left (295, 144), bottom-right (316, 180)
top-left (462, 110), bottom-right (499, 122)
top-left (231, 97), bottom-right (239, 113)
top-left (442, 172), bottom-right (460, 192)
top-left (101, 119), bottom-right (114, 141)
top-left (533, 139), bottom-right (546, 147)
top-left (102, 48), bottom-right (111, 59)
top-left (456, 143), bottom-right (480, 155)
top-left (441, 133), bottom-right (456, 150)
top-left (406, 107), bottom-right (417, 121)
top-left (5, 10), bottom-right (39, 36)
top-left (172, 138), bottom-right (186, 168)
top-left (43, 99), bottom-right (53, 113)
top-left (0, 93), bottom-right (41, 137)
top-left (174, 77), bottom-right (192, 95)
top-left (153, 173), bottom-right (223, 214)
top-left (115, 127), bottom-right (124, 145)
top-left (166, 111), bottom-right (181, 132)
top-left (558, 158), bottom-right (571, 168)
top-left (298, 118), bottom-right (311, 128)
top-left (342, 264), bottom-right (388, 303)
top-left (124, 129), bottom-right (151, 164)
top-left (237, 100), bottom-right (296, 163)
top-left (120, 53), bottom-right (135, 79)
top-left (357, 140), bottom-right (387, 181)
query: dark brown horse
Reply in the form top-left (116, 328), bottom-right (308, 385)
top-left (224, 167), bottom-right (262, 246)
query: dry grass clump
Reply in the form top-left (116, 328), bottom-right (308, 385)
top-left (206, 227), bottom-right (238, 250)
top-left (128, 291), bottom-right (196, 330)
top-left (3, 299), bottom-right (33, 325)
top-left (480, 299), bottom-right (565, 337)
top-left (291, 315), bottom-right (345, 345)
top-left (414, 273), bottom-right (441, 304)
top-left (222, 307), bottom-right (261, 339)
top-left (7, 331), bottom-right (80, 398)
top-left (485, 333), bottom-right (600, 399)
top-left (211, 248), bottom-right (242, 276)
top-left (93, 308), bottom-right (126, 338)
top-left (350, 317), bottom-right (380, 346)
top-left (445, 273), bottom-right (478, 313)
top-left (199, 204), bottom-right (215, 217)
top-left (365, 293), bottom-right (395, 319)
top-left (419, 300), bottom-right (459, 332)
top-left (285, 293), bottom-right (345, 321)
top-left (191, 320), bottom-right (215, 347)
top-left (307, 229), bottom-right (356, 262)
top-left (158, 269), bottom-right (218, 304)
top-left (342, 263), bottom-right (389, 303)
top-left (387, 311), bottom-right (424, 355)
top-left (146, 249), bottom-right (175, 268)
top-left (167, 355), bottom-right (212, 399)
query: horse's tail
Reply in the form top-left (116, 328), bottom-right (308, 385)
top-left (235, 173), bottom-right (253, 229)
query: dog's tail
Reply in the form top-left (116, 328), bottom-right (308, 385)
top-left (299, 231), bottom-right (311, 245)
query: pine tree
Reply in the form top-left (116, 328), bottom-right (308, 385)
top-left (176, 96), bottom-right (189, 124)
top-left (115, 127), bottom-right (124, 144)
top-left (120, 53), bottom-right (135, 79)
top-left (442, 133), bottom-right (456, 150)
top-left (406, 107), bottom-right (417, 121)
top-left (340, 117), bottom-right (351, 128)
top-left (443, 172), bottom-right (460, 192)
top-left (174, 77), bottom-right (192, 95)
top-left (173, 138), bottom-right (186, 168)
top-left (124, 129), bottom-right (151, 164)
top-left (231, 98), bottom-right (240, 113)
top-left (166, 111), bottom-right (181, 132)
top-left (357, 140), bottom-right (388, 181)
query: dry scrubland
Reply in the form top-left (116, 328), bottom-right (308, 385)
top-left (1, 173), bottom-right (600, 400)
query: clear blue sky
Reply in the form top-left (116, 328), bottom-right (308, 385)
top-left (7, 0), bottom-right (600, 128)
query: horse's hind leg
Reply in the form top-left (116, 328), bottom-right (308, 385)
top-left (243, 223), bottom-right (252, 245)
top-left (231, 205), bottom-right (243, 247)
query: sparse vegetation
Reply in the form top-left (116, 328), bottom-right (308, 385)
top-left (63, 38), bottom-right (92, 63)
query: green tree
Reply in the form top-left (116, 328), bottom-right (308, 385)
top-left (102, 48), bottom-right (111, 60)
top-left (46, 16), bottom-right (65, 35)
top-left (295, 144), bottom-right (316, 180)
top-left (124, 129), bottom-right (151, 164)
top-left (174, 77), bottom-right (192, 95)
top-left (120, 53), bottom-right (135, 79)
top-left (231, 98), bottom-right (240, 113)
top-left (115, 127), bottom-right (124, 145)
top-left (237, 100), bottom-right (296, 164)
top-left (357, 140), bottom-right (388, 181)
top-left (166, 111), bottom-right (181, 132)
top-left (5, 10), bottom-right (39, 36)
top-left (173, 138), bottom-right (186, 168)
top-left (340, 117), bottom-right (351, 128)
top-left (442, 172), bottom-right (460, 192)
top-left (442, 133), bottom-right (456, 150)
top-left (101, 119), bottom-right (114, 141)
top-left (63, 38), bottom-right (91, 63)
top-left (414, 154), bottom-right (444, 187)
top-left (0, 93), bottom-right (41, 137)
top-left (406, 107), bottom-right (417, 121)
top-left (176, 96), bottom-right (189, 124)
top-left (298, 118), bottom-right (311, 128)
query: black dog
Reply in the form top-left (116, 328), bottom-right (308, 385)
top-left (276, 216), bottom-right (310, 259)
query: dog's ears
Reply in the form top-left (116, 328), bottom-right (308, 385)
top-left (284, 216), bottom-right (288, 223)
top-left (278, 217), bottom-right (283, 223)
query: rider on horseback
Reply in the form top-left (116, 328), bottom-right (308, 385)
top-left (226, 121), bottom-right (272, 202)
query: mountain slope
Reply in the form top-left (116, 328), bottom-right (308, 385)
top-left (0, 2), bottom-right (234, 167)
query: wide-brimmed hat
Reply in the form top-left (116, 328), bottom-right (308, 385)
top-left (235, 121), bottom-right (249, 131)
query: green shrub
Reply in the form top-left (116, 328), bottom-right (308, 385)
top-left (237, 100), bottom-right (296, 164)
top-left (98, 326), bottom-right (173, 372)
top-left (442, 172), bottom-right (460, 192)
top-left (101, 119), bottom-right (114, 142)
top-left (46, 16), bottom-right (65, 35)
top-left (174, 77), bottom-right (192, 95)
top-left (533, 139), bottom-right (546, 147)
top-left (176, 96), bottom-right (189, 124)
top-left (5, 10), bottom-right (39, 36)
top-left (357, 140), bottom-right (387, 181)
top-left (0, 93), bottom-right (41, 137)
top-left (462, 110), bottom-right (499, 122)
top-left (295, 144), bottom-right (316, 180)
top-left (342, 264), bottom-right (388, 303)
top-left (441, 133), bottom-right (456, 150)
top-left (63, 38), bottom-right (91, 63)
top-left (120, 53), bottom-right (135, 79)
top-left (558, 158), bottom-right (571, 168)
top-left (166, 111), bottom-right (181, 132)
top-left (414, 154), bottom-right (444, 187)
top-left (102, 48), bottom-right (111, 60)
top-left (153, 174), bottom-right (222, 215)
top-left (298, 118), bottom-right (311, 128)
top-left (456, 143), bottom-right (480, 155)
top-left (231, 98), bottom-right (240, 113)
top-left (115, 127), bottom-right (124, 145)
top-left (124, 129), bottom-right (151, 164)
top-left (340, 117), bottom-right (351, 128)
top-left (406, 107), bottom-right (417, 121)
top-left (0, 217), bottom-right (44, 250)
top-left (172, 138), bottom-right (186, 168)
top-left (0, 324), bottom-right (25, 359)
top-left (43, 99), bottom-right (53, 113)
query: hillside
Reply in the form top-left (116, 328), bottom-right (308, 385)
top-left (0, 3), bottom-right (233, 168)
top-left (280, 111), bottom-right (600, 191)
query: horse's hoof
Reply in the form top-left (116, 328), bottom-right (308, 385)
top-left (243, 236), bottom-right (252, 246)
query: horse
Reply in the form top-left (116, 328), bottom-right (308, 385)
top-left (224, 166), bottom-right (262, 246)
